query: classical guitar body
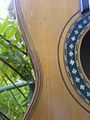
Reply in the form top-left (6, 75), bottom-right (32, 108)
top-left (15, 0), bottom-right (90, 120)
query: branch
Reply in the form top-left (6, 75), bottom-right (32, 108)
top-left (0, 34), bottom-right (27, 56)
top-left (3, 78), bottom-right (24, 113)
top-left (5, 74), bottom-right (26, 99)
top-left (0, 57), bottom-right (27, 81)
top-left (0, 111), bottom-right (10, 120)
top-left (0, 81), bottom-right (34, 92)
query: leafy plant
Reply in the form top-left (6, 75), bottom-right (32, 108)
top-left (0, 17), bottom-right (35, 120)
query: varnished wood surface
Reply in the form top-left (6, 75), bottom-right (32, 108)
top-left (15, 0), bottom-right (90, 120)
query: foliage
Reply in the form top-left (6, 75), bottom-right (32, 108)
top-left (0, 17), bottom-right (35, 120)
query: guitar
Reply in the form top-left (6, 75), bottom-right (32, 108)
top-left (15, 0), bottom-right (90, 120)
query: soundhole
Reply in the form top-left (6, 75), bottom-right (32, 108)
top-left (80, 30), bottom-right (90, 81)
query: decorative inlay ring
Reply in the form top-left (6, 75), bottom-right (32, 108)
top-left (65, 13), bottom-right (90, 104)
top-left (76, 27), bottom-right (90, 86)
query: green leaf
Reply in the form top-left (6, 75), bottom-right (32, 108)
top-left (5, 22), bottom-right (16, 40)
top-left (0, 17), bottom-right (8, 35)
top-left (0, 16), bottom-right (35, 120)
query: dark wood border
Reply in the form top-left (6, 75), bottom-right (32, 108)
top-left (14, 0), bottom-right (43, 119)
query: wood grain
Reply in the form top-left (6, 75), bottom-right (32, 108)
top-left (15, 0), bottom-right (90, 120)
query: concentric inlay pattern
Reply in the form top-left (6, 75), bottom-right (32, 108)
top-left (65, 13), bottom-right (90, 104)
